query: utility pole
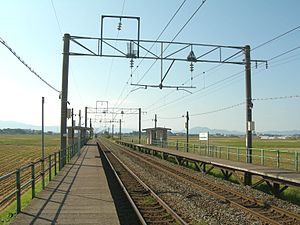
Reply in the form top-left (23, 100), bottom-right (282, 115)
top-left (119, 119), bottom-right (122, 140)
top-left (71, 108), bottom-right (74, 156)
top-left (185, 111), bottom-right (189, 152)
top-left (78, 110), bottom-right (81, 156)
top-left (41, 97), bottom-right (45, 189)
top-left (245, 45), bottom-right (253, 185)
top-left (60, 33), bottom-right (70, 164)
top-left (112, 124), bottom-right (114, 138)
top-left (154, 114), bottom-right (157, 143)
top-left (90, 118), bottom-right (92, 138)
top-left (85, 106), bottom-right (87, 143)
top-left (139, 108), bottom-right (141, 144)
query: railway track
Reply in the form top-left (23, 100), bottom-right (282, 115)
top-left (97, 140), bottom-right (189, 225)
top-left (99, 138), bottom-right (300, 225)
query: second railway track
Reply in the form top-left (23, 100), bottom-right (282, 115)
top-left (97, 140), bottom-right (189, 225)
top-left (98, 138), bottom-right (300, 225)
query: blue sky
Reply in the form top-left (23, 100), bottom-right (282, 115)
top-left (0, 0), bottom-right (299, 132)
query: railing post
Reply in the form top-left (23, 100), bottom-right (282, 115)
top-left (31, 162), bottom-right (35, 199)
top-left (295, 152), bottom-right (299, 172)
top-left (277, 150), bottom-right (280, 168)
top-left (227, 147), bottom-right (229, 160)
top-left (49, 155), bottom-right (52, 181)
top-left (58, 151), bottom-right (61, 171)
top-left (54, 153), bottom-right (57, 176)
top-left (16, 169), bottom-right (21, 213)
top-left (176, 140), bottom-right (178, 151)
top-left (41, 159), bottom-right (45, 190)
top-left (261, 149), bottom-right (264, 165)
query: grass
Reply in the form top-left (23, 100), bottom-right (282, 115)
top-left (168, 136), bottom-right (300, 151)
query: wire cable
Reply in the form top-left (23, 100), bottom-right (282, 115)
top-left (114, 0), bottom-right (188, 108)
top-left (135, 0), bottom-right (207, 85)
top-left (268, 45), bottom-right (300, 61)
top-left (116, 0), bottom-right (208, 108)
top-left (50, 0), bottom-right (63, 35)
top-left (253, 95), bottom-right (300, 101)
top-left (143, 36), bottom-right (300, 113)
top-left (252, 25), bottom-right (300, 51)
top-left (0, 37), bottom-right (60, 93)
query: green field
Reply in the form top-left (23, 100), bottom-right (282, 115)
top-left (168, 135), bottom-right (300, 150)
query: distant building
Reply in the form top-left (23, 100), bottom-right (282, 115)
top-left (259, 135), bottom-right (287, 140)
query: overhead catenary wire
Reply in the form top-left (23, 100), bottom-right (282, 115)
top-left (116, 0), bottom-right (208, 108)
top-left (145, 45), bottom-right (299, 115)
top-left (253, 95), bottom-right (300, 101)
top-left (0, 37), bottom-right (60, 93)
top-left (114, 0), bottom-right (188, 108)
top-left (135, 0), bottom-right (207, 85)
top-left (50, 0), bottom-right (63, 35)
top-left (105, 0), bottom-right (127, 100)
top-left (252, 25), bottom-right (300, 51)
top-left (143, 30), bottom-right (300, 113)
top-left (268, 45), bottom-right (300, 61)
top-left (132, 0), bottom-right (187, 75)
top-left (157, 94), bottom-right (300, 120)
top-left (116, 16), bottom-right (299, 124)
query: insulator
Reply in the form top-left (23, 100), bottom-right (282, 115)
top-left (117, 22), bottom-right (122, 31)
top-left (117, 18), bottom-right (122, 31)
top-left (190, 62), bottom-right (194, 72)
top-left (130, 58), bottom-right (134, 68)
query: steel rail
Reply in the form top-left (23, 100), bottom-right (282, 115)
top-left (106, 139), bottom-right (300, 225)
top-left (98, 139), bottom-right (189, 225)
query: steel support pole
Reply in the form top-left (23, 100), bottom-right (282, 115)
top-left (85, 106), bottom-right (87, 142)
top-left (90, 118), bottom-right (92, 138)
top-left (78, 110), bottom-right (81, 156)
top-left (139, 108), bottom-right (141, 144)
top-left (186, 111), bottom-right (189, 152)
top-left (41, 97), bottom-right (45, 189)
top-left (60, 33), bottom-right (70, 166)
top-left (245, 45), bottom-right (252, 185)
top-left (119, 119), bottom-right (122, 140)
top-left (71, 108), bottom-right (74, 157)
top-left (154, 114), bottom-right (157, 143)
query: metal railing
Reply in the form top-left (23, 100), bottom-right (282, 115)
top-left (0, 138), bottom-right (87, 214)
top-left (122, 137), bottom-right (299, 172)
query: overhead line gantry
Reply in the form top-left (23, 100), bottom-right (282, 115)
top-left (60, 15), bottom-right (266, 185)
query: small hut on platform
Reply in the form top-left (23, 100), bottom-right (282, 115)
top-left (143, 127), bottom-right (171, 146)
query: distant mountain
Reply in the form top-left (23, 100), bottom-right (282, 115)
top-left (174, 127), bottom-right (300, 136)
top-left (0, 120), bottom-right (59, 133)
top-left (174, 126), bottom-right (243, 135)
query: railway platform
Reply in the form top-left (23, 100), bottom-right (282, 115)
top-left (117, 140), bottom-right (300, 196)
top-left (11, 141), bottom-right (121, 225)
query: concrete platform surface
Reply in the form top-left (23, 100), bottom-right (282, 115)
top-left (11, 141), bottom-right (120, 225)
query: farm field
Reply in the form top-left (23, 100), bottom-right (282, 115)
top-left (122, 134), bottom-right (300, 171)
top-left (0, 134), bottom-right (60, 177)
top-left (122, 134), bottom-right (300, 151)
top-left (168, 135), bottom-right (300, 151)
